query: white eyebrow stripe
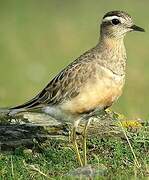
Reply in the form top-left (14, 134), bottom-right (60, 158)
top-left (102, 16), bottom-right (125, 23)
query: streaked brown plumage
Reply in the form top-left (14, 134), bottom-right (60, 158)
top-left (9, 39), bottom-right (126, 116)
top-left (8, 11), bottom-right (145, 166)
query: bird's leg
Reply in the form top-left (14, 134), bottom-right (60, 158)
top-left (71, 119), bottom-right (83, 167)
top-left (82, 118), bottom-right (91, 166)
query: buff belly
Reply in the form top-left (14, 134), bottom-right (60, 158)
top-left (61, 68), bottom-right (125, 114)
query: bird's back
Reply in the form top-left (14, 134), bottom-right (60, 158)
top-left (9, 42), bottom-right (125, 117)
top-left (9, 46), bottom-right (101, 113)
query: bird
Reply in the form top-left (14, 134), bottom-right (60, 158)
top-left (8, 10), bottom-right (145, 167)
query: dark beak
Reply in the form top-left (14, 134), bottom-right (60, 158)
top-left (130, 25), bottom-right (145, 32)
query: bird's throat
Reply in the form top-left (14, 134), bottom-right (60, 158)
top-left (97, 37), bottom-right (127, 75)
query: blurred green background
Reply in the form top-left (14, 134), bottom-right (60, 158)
top-left (0, 0), bottom-right (148, 119)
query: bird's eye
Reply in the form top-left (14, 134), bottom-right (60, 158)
top-left (111, 19), bottom-right (120, 25)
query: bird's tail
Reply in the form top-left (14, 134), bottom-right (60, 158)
top-left (8, 96), bottom-right (43, 116)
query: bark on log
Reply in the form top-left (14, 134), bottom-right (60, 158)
top-left (0, 108), bottom-right (147, 151)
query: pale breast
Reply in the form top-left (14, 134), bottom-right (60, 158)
top-left (61, 66), bottom-right (125, 114)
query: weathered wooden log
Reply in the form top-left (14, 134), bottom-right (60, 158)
top-left (0, 108), bottom-right (147, 151)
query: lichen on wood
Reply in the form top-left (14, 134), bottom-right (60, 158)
top-left (0, 108), bottom-right (147, 151)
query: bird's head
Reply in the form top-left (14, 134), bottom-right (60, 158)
top-left (100, 11), bottom-right (145, 39)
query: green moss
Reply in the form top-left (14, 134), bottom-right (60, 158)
top-left (0, 127), bottom-right (149, 179)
